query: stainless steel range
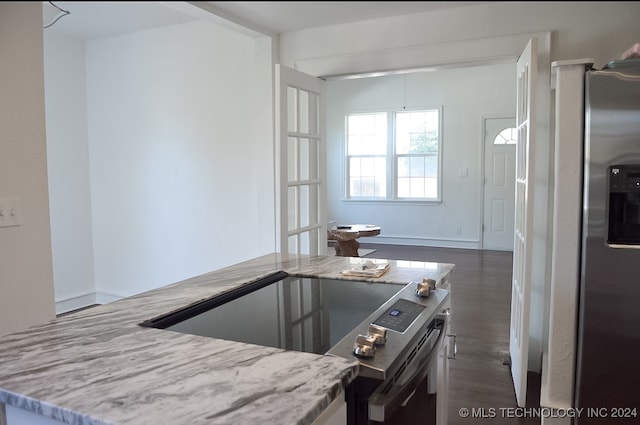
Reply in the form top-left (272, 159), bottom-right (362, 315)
top-left (140, 271), bottom-right (452, 425)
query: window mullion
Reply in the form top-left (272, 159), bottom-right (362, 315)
top-left (388, 111), bottom-right (395, 200)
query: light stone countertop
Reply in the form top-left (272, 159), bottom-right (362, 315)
top-left (0, 253), bottom-right (454, 425)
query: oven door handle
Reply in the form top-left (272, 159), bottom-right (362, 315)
top-left (367, 314), bottom-right (448, 423)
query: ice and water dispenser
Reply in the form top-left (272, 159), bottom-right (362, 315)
top-left (607, 164), bottom-right (640, 246)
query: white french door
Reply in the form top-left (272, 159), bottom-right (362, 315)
top-left (509, 38), bottom-right (537, 407)
top-left (275, 65), bottom-right (327, 255)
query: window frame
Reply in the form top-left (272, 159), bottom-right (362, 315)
top-left (344, 106), bottom-right (443, 204)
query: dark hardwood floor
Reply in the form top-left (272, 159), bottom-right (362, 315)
top-left (360, 243), bottom-right (541, 425)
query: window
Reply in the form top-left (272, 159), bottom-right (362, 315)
top-left (493, 127), bottom-right (518, 145)
top-left (346, 108), bottom-right (441, 201)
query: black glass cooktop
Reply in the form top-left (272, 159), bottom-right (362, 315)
top-left (140, 271), bottom-right (404, 355)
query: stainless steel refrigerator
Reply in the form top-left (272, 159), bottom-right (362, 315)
top-left (576, 60), bottom-right (640, 423)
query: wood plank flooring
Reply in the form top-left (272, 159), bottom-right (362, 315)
top-left (360, 243), bottom-right (541, 425)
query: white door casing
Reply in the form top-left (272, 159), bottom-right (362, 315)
top-left (509, 38), bottom-right (537, 408)
top-left (482, 117), bottom-right (516, 251)
top-left (275, 64), bottom-right (327, 255)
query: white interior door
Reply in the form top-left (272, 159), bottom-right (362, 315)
top-left (509, 38), bottom-right (537, 407)
top-left (275, 64), bottom-right (327, 255)
top-left (483, 117), bottom-right (516, 251)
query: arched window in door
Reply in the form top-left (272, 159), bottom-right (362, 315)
top-left (494, 127), bottom-right (518, 145)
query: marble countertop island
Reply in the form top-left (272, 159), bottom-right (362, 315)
top-left (0, 253), bottom-right (454, 425)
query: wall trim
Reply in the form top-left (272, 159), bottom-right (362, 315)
top-left (55, 292), bottom-right (96, 315)
top-left (369, 235), bottom-right (482, 250)
top-left (293, 31), bottom-right (550, 79)
top-left (55, 290), bottom-right (131, 313)
top-left (95, 290), bottom-right (129, 305)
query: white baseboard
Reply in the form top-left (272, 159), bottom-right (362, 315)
top-left (363, 235), bottom-right (480, 250)
top-left (55, 292), bottom-right (96, 315)
top-left (55, 290), bottom-right (130, 314)
top-left (95, 290), bottom-right (129, 305)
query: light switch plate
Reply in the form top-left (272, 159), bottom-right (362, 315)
top-left (0, 198), bottom-right (21, 228)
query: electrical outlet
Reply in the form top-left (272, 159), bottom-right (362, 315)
top-left (455, 225), bottom-right (462, 235)
top-left (0, 198), bottom-right (21, 228)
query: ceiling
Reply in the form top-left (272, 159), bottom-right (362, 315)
top-left (43, 1), bottom-right (488, 39)
top-left (205, 1), bottom-right (488, 34)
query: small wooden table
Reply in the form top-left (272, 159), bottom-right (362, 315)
top-left (327, 224), bottom-right (381, 257)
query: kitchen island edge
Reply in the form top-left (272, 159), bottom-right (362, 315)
top-left (0, 253), bottom-right (454, 425)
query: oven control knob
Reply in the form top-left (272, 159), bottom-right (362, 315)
top-left (416, 278), bottom-right (436, 297)
top-left (353, 334), bottom-right (377, 357)
top-left (367, 324), bottom-right (387, 345)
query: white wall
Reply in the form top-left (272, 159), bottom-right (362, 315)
top-left (44, 19), bottom-right (276, 307)
top-left (0, 3), bottom-right (56, 336)
top-left (44, 32), bottom-right (96, 312)
top-left (326, 64), bottom-right (516, 248)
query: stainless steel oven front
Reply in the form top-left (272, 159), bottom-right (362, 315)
top-left (326, 281), bottom-right (450, 425)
